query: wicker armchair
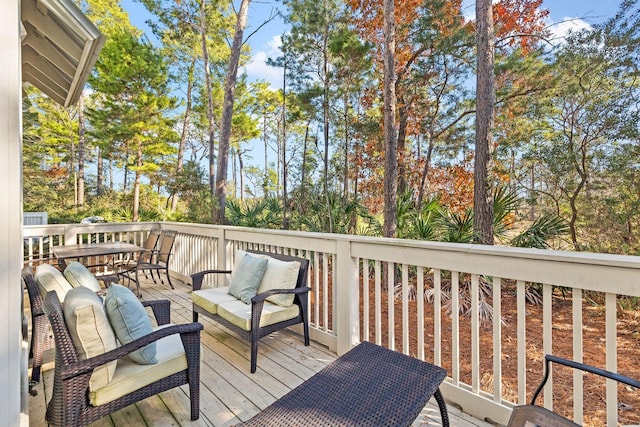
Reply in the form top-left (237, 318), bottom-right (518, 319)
top-left (22, 265), bottom-right (55, 395)
top-left (42, 290), bottom-right (203, 427)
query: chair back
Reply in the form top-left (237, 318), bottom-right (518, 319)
top-left (22, 266), bottom-right (44, 317)
top-left (156, 230), bottom-right (177, 264)
top-left (144, 228), bottom-right (161, 251)
top-left (43, 291), bottom-right (80, 366)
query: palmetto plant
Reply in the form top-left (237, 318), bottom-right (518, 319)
top-left (436, 208), bottom-right (475, 242)
top-left (295, 193), bottom-right (373, 234)
top-left (510, 213), bottom-right (569, 249)
top-left (226, 197), bottom-right (283, 229)
top-left (395, 192), bottom-right (442, 240)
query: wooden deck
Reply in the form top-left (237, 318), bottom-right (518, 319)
top-left (27, 276), bottom-right (491, 427)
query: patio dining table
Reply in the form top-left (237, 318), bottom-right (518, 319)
top-left (239, 341), bottom-right (449, 427)
top-left (53, 242), bottom-right (146, 282)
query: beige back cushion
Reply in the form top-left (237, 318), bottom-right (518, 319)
top-left (35, 263), bottom-right (73, 302)
top-left (63, 286), bottom-right (118, 391)
top-left (234, 250), bottom-right (301, 306)
top-left (257, 257), bottom-right (301, 306)
top-left (63, 261), bottom-right (102, 292)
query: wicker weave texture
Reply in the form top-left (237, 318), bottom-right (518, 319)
top-left (239, 341), bottom-right (448, 427)
top-left (22, 266), bottom-right (55, 392)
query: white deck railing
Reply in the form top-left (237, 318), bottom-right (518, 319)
top-left (23, 222), bottom-right (640, 426)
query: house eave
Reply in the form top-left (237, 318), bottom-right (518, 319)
top-left (21, 0), bottom-right (104, 107)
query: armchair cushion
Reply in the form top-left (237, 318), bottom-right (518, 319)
top-left (104, 284), bottom-right (156, 364)
top-left (257, 258), bottom-right (301, 306)
top-left (35, 263), bottom-right (73, 302)
top-left (227, 255), bottom-right (268, 304)
top-left (217, 299), bottom-right (300, 331)
top-left (63, 261), bottom-right (102, 292)
top-left (63, 286), bottom-right (118, 391)
top-left (192, 286), bottom-right (236, 315)
top-left (89, 325), bottom-right (187, 406)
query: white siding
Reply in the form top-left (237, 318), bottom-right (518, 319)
top-left (1, 0), bottom-right (26, 424)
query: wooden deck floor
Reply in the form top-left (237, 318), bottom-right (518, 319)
top-left (27, 276), bottom-right (491, 427)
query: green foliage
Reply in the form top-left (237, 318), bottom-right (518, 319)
top-left (226, 198), bottom-right (283, 229)
top-left (395, 191), bottom-right (443, 240)
top-left (510, 214), bottom-right (570, 249)
top-left (20, 0), bottom-right (640, 257)
top-left (437, 208), bottom-right (475, 243)
top-left (293, 192), bottom-right (374, 235)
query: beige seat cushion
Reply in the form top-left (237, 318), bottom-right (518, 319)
top-left (35, 263), bottom-right (73, 302)
top-left (89, 326), bottom-right (187, 406)
top-left (63, 286), bottom-right (118, 391)
top-left (63, 261), bottom-right (102, 292)
top-left (217, 299), bottom-right (300, 331)
top-left (192, 286), bottom-right (237, 315)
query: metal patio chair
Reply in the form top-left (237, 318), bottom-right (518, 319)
top-left (508, 354), bottom-right (640, 426)
top-left (119, 229), bottom-right (176, 296)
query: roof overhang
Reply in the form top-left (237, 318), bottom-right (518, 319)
top-left (21, 0), bottom-right (105, 107)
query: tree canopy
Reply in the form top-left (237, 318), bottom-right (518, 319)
top-left (22, 0), bottom-right (640, 255)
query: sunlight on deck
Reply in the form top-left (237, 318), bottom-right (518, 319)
top-left (27, 274), bottom-right (490, 427)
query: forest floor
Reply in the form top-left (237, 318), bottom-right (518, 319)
top-left (364, 283), bottom-right (640, 426)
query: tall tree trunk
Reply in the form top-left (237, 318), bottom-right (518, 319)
top-left (96, 147), bottom-right (104, 196)
top-left (263, 114), bottom-right (269, 197)
top-left (108, 160), bottom-right (114, 192)
top-left (417, 135), bottom-right (435, 208)
top-left (123, 164), bottom-right (129, 192)
top-left (383, 0), bottom-right (397, 238)
top-left (282, 134), bottom-right (289, 227)
top-left (322, 8), bottom-right (333, 233)
top-left (199, 0), bottom-right (217, 223)
top-left (276, 117), bottom-right (281, 197)
top-left (238, 150), bottom-right (245, 202)
top-left (171, 58), bottom-right (196, 211)
top-left (77, 95), bottom-right (86, 208)
top-left (215, 0), bottom-right (251, 224)
top-left (474, 0), bottom-right (495, 245)
top-left (529, 163), bottom-right (535, 221)
top-left (301, 120), bottom-right (310, 191)
top-left (396, 95), bottom-right (410, 195)
top-left (70, 137), bottom-right (76, 207)
top-left (282, 58), bottom-right (290, 230)
top-left (343, 91), bottom-right (349, 202)
top-left (298, 121), bottom-right (311, 220)
top-left (133, 143), bottom-right (143, 222)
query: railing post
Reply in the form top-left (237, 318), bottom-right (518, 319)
top-left (335, 239), bottom-right (360, 356)
top-left (217, 228), bottom-right (231, 286)
top-left (64, 225), bottom-right (82, 245)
